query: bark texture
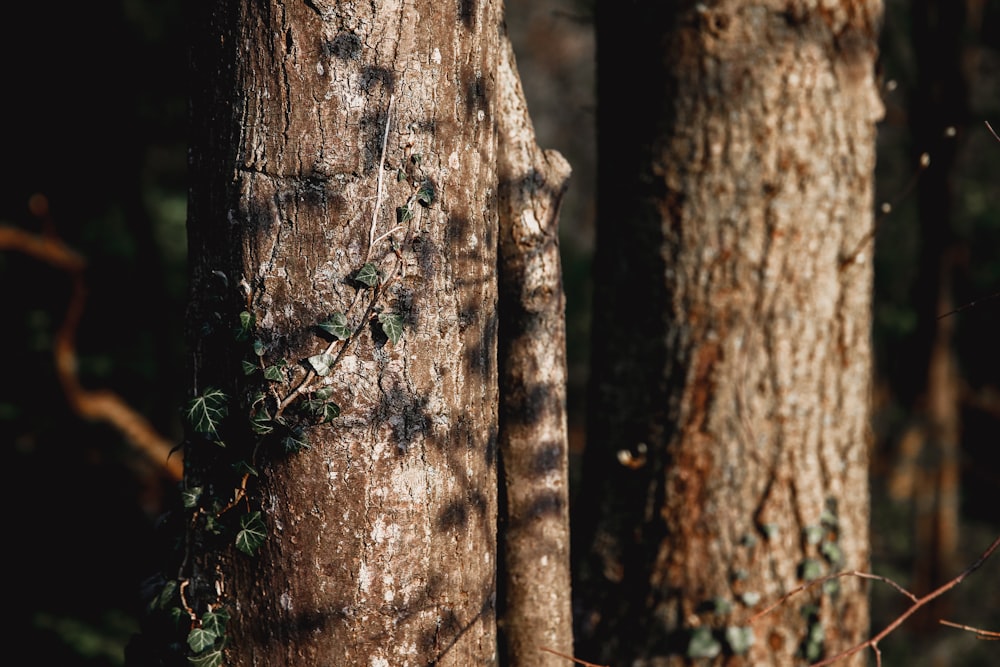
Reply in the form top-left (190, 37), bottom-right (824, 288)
top-left (497, 28), bottom-right (575, 667)
top-left (575, 2), bottom-right (883, 666)
top-left (185, 1), bottom-right (500, 665)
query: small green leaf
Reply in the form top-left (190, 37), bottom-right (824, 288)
top-left (378, 312), bottom-right (404, 345)
top-left (316, 313), bottom-right (351, 340)
top-left (415, 180), bottom-right (435, 206)
top-left (201, 608), bottom-right (230, 636)
top-left (187, 627), bottom-right (217, 653)
top-left (234, 311), bottom-right (254, 342)
top-left (281, 429), bottom-right (310, 453)
top-left (686, 627), bottom-right (721, 659)
top-left (149, 579), bottom-right (178, 612)
top-left (250, 415), bottom-right (274, 435)
top-left (181, 487), bottom-right (203, 509)
top-left (188, 649), bottom-right (224, 667)
top-left (263, 364), bottom-right (285, 382)
top-left (396, 169), bottom-right (406, 182)
top-left (724, 626), bottom-right (755, 655)
top-left (186, 388), bottom-right (229, 443)
top-left (355, 262), bottom-right (380, 287)
top-left (396, 205), bottom-right (414, 223)
top-left (740, 591), bottom-right (761, 606)
top-left (241, 360), bottom-right (259, 376)
top-left (235, 511), bottom-right (266, 555)
top-left (820, 540), bottom-right (843, 566)
top-left (709, 597), bottom-right (732, 615)
top-left (253, 339), bottom-right (267, 356)
top-left (804, 524), bottom-right (824, 545)
top-left (798, 558), bottom-right (823, 581)
top-left (314, 386), bottom-right (334, 400)
top-left (308, 353), bottom-right (336, 376)
top-left (321, 402), bottom-right (340, 423)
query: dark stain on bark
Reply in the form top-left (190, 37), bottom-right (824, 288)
top-left (458, 0), bottom-right (477, 30)
top-left (324, 31), bottom-right (361, 60)
top-left (360, 65), bottom-right (396, 93)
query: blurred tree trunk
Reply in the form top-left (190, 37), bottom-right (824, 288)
top-left (890, 0), bottom-right (969, 622)
top-left (574, 2), bottom-right (883, 666)
top-left (177, 1), bottom-right (503, 665)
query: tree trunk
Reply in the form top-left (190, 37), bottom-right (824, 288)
top-left (177, 1), bottom-right (501, 665)
top-left (575, 2), bottom-right (883, 666)
top-left (497, 27), bottom-right (575, 667)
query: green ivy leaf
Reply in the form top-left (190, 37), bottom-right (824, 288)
top-left (686, 627), bottom-right (721, 659)
top-left (234, 310), bottom-right (254, 342)
top-left (355, 262), bottom-right (380, 287)
top-left (235, 511), bottom-right (266, 555)
top-left (308, 353), bottom-right (336, 376)
top-left (415, 180), bottom-right (435, 206)
top-left (316, 313), bottom-right (351, 340)
top-left (201, 608), bottom-right (230, 636)
top-left (396, 205), bottom-right (414, 223)
top-left (378, 312), bottom-right (404, 345)
top-left (250, 414), bottom-right (274, 435)
top-left (321, 402), bottom-right (340, 423)
top-left (148, 579), bottom-right (178, 612)
top-left (187, 627), bottom-right (217, 653)
top-left (185, 388), bottom-right (229, 443)
top-left (263, 363), bottom-right (286, 382)
top-left (188, 649), bottom-right (224, 667)
top-left (724, 626), bottom-right (755, 655)
top-left (253, 339), bottom-right (266, 356)
top-left (281, 429), bottom-right (310, 454)
top-left (181, 487), bottom-right (203, 509)
top-left (820, 540), bottom-right (843, 566)
top-left (798, 558), bottom-right (823, 581)
top-left (314, 386), bottom-right (334, 400)
top-left (241, 360), bottom-right (258, 376)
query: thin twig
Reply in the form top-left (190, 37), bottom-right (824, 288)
top-left (985, 120), bottom-right (1000, 143)
top-left (803, 535), bottom-right (1000, 666)
top-left (939, 619), bottom-right (1000, 640)
top-left (539, 646), bottom-right (609, 667)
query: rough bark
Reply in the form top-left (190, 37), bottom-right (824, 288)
top-left (182, 1), bottom-right (501, 665)
top-left (575, 2), bottom-right (883, 666)
top-left (497, 27), bottom-right (575, 667)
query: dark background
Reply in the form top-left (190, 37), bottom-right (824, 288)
top-left (2, 1), bottom-right (998, 665)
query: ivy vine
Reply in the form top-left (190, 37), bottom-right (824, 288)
top-left (134, 170), bottom-right (433, 666)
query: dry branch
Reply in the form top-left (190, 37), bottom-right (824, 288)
top-left (1, 205), bottom-right (181, 481)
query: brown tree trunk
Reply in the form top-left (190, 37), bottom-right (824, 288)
top-left (497, 27), bottom-right (575, 667)
top-left (575, 2), bottom-right (883, 666)
top-left (179, 1), bottom-right (501, 665)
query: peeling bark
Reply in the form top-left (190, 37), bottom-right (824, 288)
top-left (497, 26), bottom-right (575, 667)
